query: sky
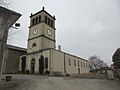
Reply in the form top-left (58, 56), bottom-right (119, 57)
top-left (4, 0), bottom-right (120, 65)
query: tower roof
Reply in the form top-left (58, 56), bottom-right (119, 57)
top-left (30, 7), bottom-right (56, 20)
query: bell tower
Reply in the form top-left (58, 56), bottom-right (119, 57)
top-left (27, 7), bottom-right (56, 54)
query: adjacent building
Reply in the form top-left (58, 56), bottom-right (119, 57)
top-left (90, 67), bottom-right (114, 80)
top-left (3, 45), bottom-right (26, 74)
top-left (0, 6), bottom-right (21, 82)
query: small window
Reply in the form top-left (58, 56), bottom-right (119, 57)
top-left (45, 16), bottom-right (47, 23)
top-left (74, 60), bottom-right (76, 66)
top-left (86, 63), bottom-right (87, 68)
top-left (45, 57), bottom-right (48, 68)
top-left (36, 17), bottom-right (38, 24)
top-left (78, 61), bottom-right (80, 67)
top-left (48, 18), bottom-right (50, 25)
top-left (51, 20), bottom-right (53, 27)
top-left (68, 59), bottom-right (71, 65)
top-left (39, 15), bottom-right (41, 23)
top-left (31, 58), bottom-right (35, 64)
top-left (31, 19), bottom-right (33, 26)
top-left (84, 63), bottom-right (85, 68)
top-left (32, 43), bottom-right (37, 47)
top-left (81, 62), bottom-right (82, 67)
top-left (32, 18), bottom-right (35, 26)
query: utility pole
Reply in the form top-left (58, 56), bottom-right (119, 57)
top-left (0, 6), bottom-right (21, 83)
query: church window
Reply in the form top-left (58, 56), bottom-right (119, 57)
top-left (48, 18), bottom-right (50, 25)
top-left (68, 59), bottom-right (71, 65)
top-left (31, 58), bottom-right (35, 74)
top-left (81, 62), bottom-right (83, 67)
top-left (36, 17), bottom-right (38, 24)
top-left (78, 61), bottom-right (80, 67)
top-left (32, 43), bottom-right (37, 47)
top-left (45, 16), bottom-right (47, 23)
top-left (31, 59), bottom-right (35, 63)
top-left (74, 60), bottom-right (76, 66)
top-left (31, 59), bottom-right (35, 67)
top-left (86, 63), bottom-right (87, 68)
top-left (51, 20), bottom-right (53, 27)
top-left (39, 15), bottom-right (41, 23)
top-left (45, 57), bottom-right (48, 68)
top-left (84, 62), bottom-right (85, 68)
top-left (32, 18), bottom-right (35, 26)
top-left (31, 19), bottom-right (33, 26)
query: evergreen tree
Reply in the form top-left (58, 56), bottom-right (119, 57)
top-left (112, 48), bottom-right (120, 69)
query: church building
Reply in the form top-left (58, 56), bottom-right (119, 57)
top-left (19, 7), bottom-right (89, 75)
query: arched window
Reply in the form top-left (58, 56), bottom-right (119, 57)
top-left (31, 58), bottom-right (35, 74)
top-left (45, 57), bottom-right (48, 68)
top-left (86, 63), bottom-right (87, 68)
top-left (31, 19), bottom-right (33, 26)
top-left (32, 43), bottom-right (37, 47)
top-left (78, 61), bottom-right (80, 67)
top-left (31, 59), bottom-right (35, 64)
top-left (74, 60), bottom-right (76, 66)
top-left (81, 62), bottom-right (83, 67)
top-left (39, 55), bottom-right (44, 74)
top-left (84, 62), bottom-right (85, 68)
top-left (45, 16), bottom-right (47, 23)
top-left (68, 59), bottom-right (71, 65)
top-left (39, 15), bottom-right (41, 23)
top-left (32, 18), bottom-right (35, 26)
top-left (51, 20), bottom-right (53, 27)
top-left (48, 18), bottom-right (50, 25)
top-left (36, 17), bottom-right (38, 24)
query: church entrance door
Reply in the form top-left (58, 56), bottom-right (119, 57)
top-left (31, 59), bottom-right (35, 74)
top-left (39, 55), bottom-right (44, 74)
top-left (21, 56), bottom-right (26, 73)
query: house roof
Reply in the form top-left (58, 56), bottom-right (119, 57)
top-left (53, 49), bottom-right (88, 62)
top-left (6, 44), bottom-right (27, 52)
top-left (0, 6), bottom-right (21, 29)
top-left (27, 48), bottom-right (88, 62)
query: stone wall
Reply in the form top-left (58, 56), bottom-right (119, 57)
top-left (71, 73), bottom-right (109, 79)
top-left (3, 45), bottom-right (26, 74)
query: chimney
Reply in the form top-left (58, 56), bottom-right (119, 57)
top-left (58, 45), bottom-right (61, 51)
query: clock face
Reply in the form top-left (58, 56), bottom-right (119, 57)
top-left (33, 28), bottom-right (38, 35)
top-left (47, 29), bottom-right (52, 36)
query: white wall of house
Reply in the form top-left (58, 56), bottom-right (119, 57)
top-left (50, 49), bottom-right (89, 75)
top-left (65, 53), bottom-right (89, 75)
top-left (107, 70), bottom-right (114, 79)
top-left (51, 49), bottom-right (64, 73)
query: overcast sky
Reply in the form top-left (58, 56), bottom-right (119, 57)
top-left (6, 0), bottom-right (120, 65)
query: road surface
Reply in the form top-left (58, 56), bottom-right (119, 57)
top-left (1, 75), bottom-right (120, 90)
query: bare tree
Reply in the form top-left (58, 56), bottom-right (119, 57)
top-left (89, 55), bottom-right (107, 70)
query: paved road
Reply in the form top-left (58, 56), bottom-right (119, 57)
top-left (1, 75), bottom-right (120, 90)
